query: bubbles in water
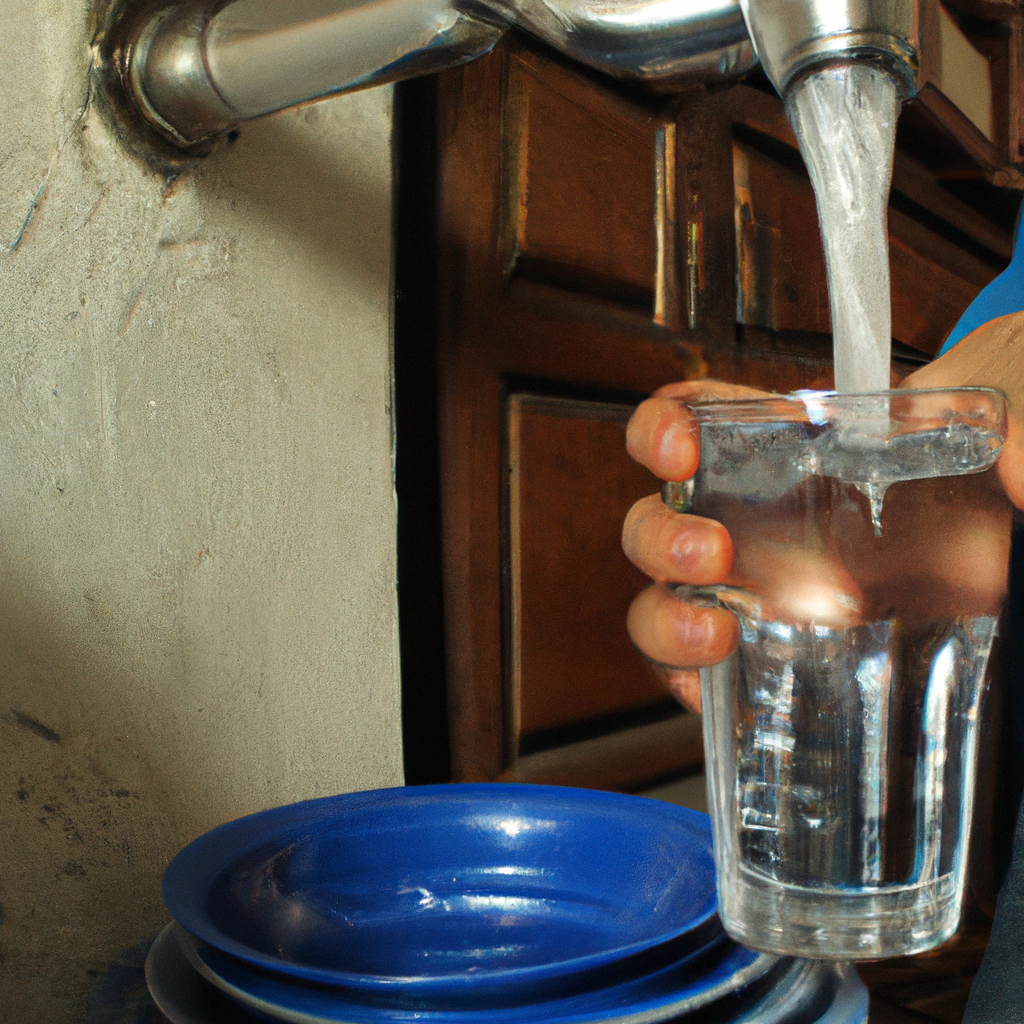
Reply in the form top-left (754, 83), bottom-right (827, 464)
top-left (811, 423), bottom-right (1005, 485)
top-left (695, 414), bottom-right (1004, 534)
top-left (689, 391), bottom-right (1010, 957)
top-left (816, 423), bottom-right (1004, 533)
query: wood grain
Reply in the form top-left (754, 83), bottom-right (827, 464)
top-left (508, 394), bottom-right (666, 741)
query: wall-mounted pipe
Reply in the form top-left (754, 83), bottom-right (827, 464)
top-left (490, 0), bottom-right (758, 84)
top-left (117, 0), bottom-right (757, 148)
top-left (121, 0), bottom-right (508, 147)
top-left (115, 0), bottom-right (921, 151)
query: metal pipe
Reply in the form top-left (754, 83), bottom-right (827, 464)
top-left (117, 0), bottom-right (756, 147)
top-left (490, 0), bottom-right (757, 86)
top-left (116, 0), bottom-right (922, 150)
top-left (122, 0), bottom-right (507, 146)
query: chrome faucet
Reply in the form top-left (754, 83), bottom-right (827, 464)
top-left (110, 0), bottom-right (921, 149)
top-left (741, 0), bottom-right (920, 99)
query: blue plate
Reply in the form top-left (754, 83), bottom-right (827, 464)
top-left (173, 923), bottom-right (785, 1024)
top-left (163, 784), bottom-right (721, 1000)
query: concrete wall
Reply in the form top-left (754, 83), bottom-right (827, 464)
top-left (0, 2), bottom-right (405, 1020)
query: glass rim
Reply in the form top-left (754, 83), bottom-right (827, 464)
top-left (683, 386), bottom-right (1008, 428)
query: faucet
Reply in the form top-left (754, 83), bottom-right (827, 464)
top-left (741, 0), bottom-right (920, 102)
top-left (109, 0), bottom-right (921, 150)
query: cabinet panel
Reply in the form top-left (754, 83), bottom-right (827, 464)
top-left (734, 139), bottom-right (830, 333)
top-left (413, 24), bottom-right (1024, 1021)
top-left (889, 225), bottom-right (989, 355)
top-left (508, 56), bottom-right (658, 308)
top-left (731, 109), bottom-right (1004, 355)
top-left (508, 395), bottom-right (666, 744)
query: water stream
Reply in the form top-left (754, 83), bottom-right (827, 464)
top-left (785, 63), bottom-right (900, 395)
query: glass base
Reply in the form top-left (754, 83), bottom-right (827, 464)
top-left (718, 866), bottom-right (961, 961)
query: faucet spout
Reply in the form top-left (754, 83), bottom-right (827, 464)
top-left (742, 0), bottom-right (920, 396)
top-left (739, 0), bottom-right (921, 101)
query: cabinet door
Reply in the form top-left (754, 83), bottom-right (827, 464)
top-left (424, 37), bottom-right (1012, 791)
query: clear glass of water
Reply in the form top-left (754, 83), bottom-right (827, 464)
top-left (670, 388), bottom-right (1011, 960)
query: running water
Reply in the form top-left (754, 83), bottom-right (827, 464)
top-left (783, 64), bottom-right (903, 529)
top-left (785, 64), bottom-right (900, 395)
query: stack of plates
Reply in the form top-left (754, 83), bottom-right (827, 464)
top-left (146, 784), bottom-right (869, 1024)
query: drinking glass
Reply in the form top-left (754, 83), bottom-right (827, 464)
top-left (665, 387), bottom-right (1011, 960)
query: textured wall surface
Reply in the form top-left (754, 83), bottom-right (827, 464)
top-left (0, 2), bottom-right (404, 1020)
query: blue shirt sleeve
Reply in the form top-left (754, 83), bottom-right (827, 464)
top-left (936, 204), bottom-right (1024, 357)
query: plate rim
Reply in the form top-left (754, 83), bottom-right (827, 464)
top-left (172, 922), bottom-right (787, 1024)
top-left (163, 782), bottom-right (719, 992)
top-left (146, 922), bottom-right (259, 1024)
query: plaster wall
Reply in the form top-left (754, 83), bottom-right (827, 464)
top-left (0, 2), bottom-right (404, 1020)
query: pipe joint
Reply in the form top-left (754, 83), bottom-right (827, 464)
top-left (123, 2), bottom-right (238, 147)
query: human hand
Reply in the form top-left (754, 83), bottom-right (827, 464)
top-left (900, 311), bottom-right (1024, 512)
top-left (625, 319), bottom-right (1024, 714)
top-left (622, 380), bottom-right (765, 711)
top-left (622, 379), bottom-right (868, 711)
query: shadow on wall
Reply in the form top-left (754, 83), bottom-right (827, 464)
top-left (186, 104), bottom-right (395, 307)
top-left (0, 555), bottom-right (181, 1022)
top-left (89, 0), bottom-right (394, 304)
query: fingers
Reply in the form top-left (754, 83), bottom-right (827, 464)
top-left (626, 398), bottom-right (699, 482)
top-left (622, 495), bottom-right (733, 584)
top-left (901, 314), bottom-right (1024, 512)
top-left (624, 380), bottom-right (764, 698)
top-left (662, 669), bottom-right (702, 714)
top-left (997, 414), bottom-right (1024, 511)
top-left (626, 380), bottom-right (780, 483)
top-left (627, 583), bottom-right (740, 670)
